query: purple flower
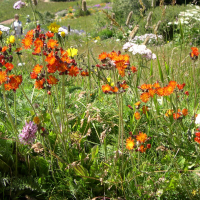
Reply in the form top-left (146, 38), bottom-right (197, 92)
top-left (13, 1), bottom-right (25, 9)
top-left (19, 121), bottom-right (38, 144)
top-left (94, 4), bottom-right (101, 7)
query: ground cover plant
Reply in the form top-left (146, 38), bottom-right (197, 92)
top-left (2, 0), bottom-right (200, 199)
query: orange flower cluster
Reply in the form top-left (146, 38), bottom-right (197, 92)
top-left (21, 26), bottom-right (87, 92)
top-left (194, 132), bottom-right (200, 144)
top-left (101, 81), bottom-right (129, 94)
top-left (165, 108), bottom-right (188, 120)
top-left (0, 44), bottom-right (22, 91)
top-left (126, 132), bottom-right (151, 153)
top-left (190, 47), bottom-right (199, 60)
top-left (139, 81), bottom-right (186, 103)
top-left (98, 51), bottom-right (137, 77)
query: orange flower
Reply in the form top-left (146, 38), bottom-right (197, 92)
top-left (111, 86), bottom-right (119, 93)
top-left (168, 81), bottom-right (177, 88)
top-left (68, 65), bottom-right (79, 77)
top-left (190, 47), bottom-right (199, 58)
top-left (140, 84), bottom-right (152, 91)
top-left (136, 132), bottom-right (147, 143)
top-left (185, 91), bottom-right (189, 96)
top-left (173, 113), bottom-right (181, 120)
top-left (177, 83), bottom-right (185, 90)
top-left (120, 83), bottom-right (129, 89)
top-left (102, 84), bottom-right (112, 93)
top-left (46, 31), bottom-right (54, 38)
top-left (195, 137), bottom-right (200, 144)
top-left (35, 78), bottom-right (45, 89)
top-left (15, 47), bottom-right (22, 52)
top-left (98, 52), bottom-right (107, 60)
top-left (182, 108), bottom-right (188, 116)
top-left (139, 145), bottom-right (147, 153)
top-left (5, 63), bottom-right (14, 71)
top-left (126, 137), bottom-right (135, 150)
top-left (2, 46), bottom-right (8, 52)
top-left (115, 60), bottom-right (127, 77)
top-left (165, 109), bottom-right (174, 117)
top-left (22, 37), bottom-right (32, 49)
top-left (45, 51), bottom-right (56, 65)
top-left (140, 92), bottom-right (150, 103)
top-left (33, 64), bottom-right (43, 74)
top-left (34, 38), bottom-right (43, 48)
top-left (30, 72), bottom-right (38, 79)
top-left (107, 51), bottom-right (117, 60)
top-left (47, 75), bottom-right (59, 85)
top-left (156, 87), bottom-right (164, 96)
top-left (57, 63), bottom-right (67, 72)
top-left (5, 75), bottom-right (22, 90)
top-left (47, 64), bottom-right (57, 73)
top-left (26, 29), bottom-right (35, 38)
top-left (0, 71), bottom-right (7, 85)
top-left (142, 105), bottom-right (149, 114)
top-left (134, 101), bottom-right (141, 107)
top-left (148, 88), bottom-right (155, 97)
top-left (47, 39), bottom-right (58, 49)
top-left (163, 85), bottom-right (174, 96)
top-left (81, 71), bottom-right (89, 76)
top-left (134, 112), bottom-right (141, 120)
top-left (153, 81), bottom-right (160, 89)
top-left (131, 66), bottom-right (137, 73)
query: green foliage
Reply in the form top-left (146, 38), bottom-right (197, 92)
top-left (74, 9), bottom-right (91, 17)
top-left (112, 0), bottom-right (151, 24)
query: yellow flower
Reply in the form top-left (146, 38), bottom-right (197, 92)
top-left (7, 35), bottom-right (15, 44)
top-left (111, 82), bottom-right (114, 86)
top-left (60, 31), bottom-right (65, 38)
top-left (33, 116), bottom-right (40, 124)
top-left (0, 31), bottom-right (2, 37)
top-left (107, 77), bottom-right (111, 83)
top-left (67, 48), bottom-right (78, 57)
top-left (48, 22), bottom-right (60, 33)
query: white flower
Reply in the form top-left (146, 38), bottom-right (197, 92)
top-left (168, 22), bottom-right (172, 25)
top-left (116, 39), bottom-right (120, 42)
top-left (58, 27), bottom-right (68, 36)
top-left (195, 114), bottom-right (200, 124)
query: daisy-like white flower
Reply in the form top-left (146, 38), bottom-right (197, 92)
top-left (13, 0), bottom-right (25, 9)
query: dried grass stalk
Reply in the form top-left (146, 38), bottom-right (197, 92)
top-left (145, 11), bottom-right (153, 29)
top-left (126, 11), bottom-right (133, 26)
top-left (129, 25), bottom-right (139, 40)
top-left (82, 0), bottom-right (87, 12)
top-left (111, 13), bottom-right (115, 25)
top-left (154, 20), bottom-right (161, 34)
top-left (142, 36), bottom-right (150, 45)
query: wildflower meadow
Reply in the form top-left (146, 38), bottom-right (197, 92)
top-left (1, 0), bottom-right (200, 199)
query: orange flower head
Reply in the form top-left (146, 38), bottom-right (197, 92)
top-left (131, 66), bottom-right (137, 73)
top-left (165, 109), bottom-right (174, 117)
top-left (139, 145), bottom-right (147, 153)
top-left (5, 63), bottom-right (14, 71)
top-left (46, 31), bottom-right (54, 38)
top-left (191, 47), bottom-right (199, 58)
top-left (35, 78), bottom-right (45, 89)
top-left (68, 65), bottom-right (79, 77)
top-left (153, 81), bottom-right (160, 89)
top-left (126, 137), bottom-right (135, 150)
top-left (15, 47), bottom-right (23, 52)
top-left (168, 81), bottom-right (177, 88)
top-left (140, 92), bottom-right (150, 103)
top-left (182, 108), bottom-right (188, 116)
top-left (120, 83), bottom-right (129, 90)
top-left (148, 88), bottom-right (155, 97)
top-left (81, 71), bottom-right (89, 76)
top-left (107, 51), bottom-right (117, 60)
top-left (33, 64), bottom-right (43, 74)
top-left (173, 112), bottom-right (181, 120)
top-left (185, 91), bottom-right (189, 96)
top-left (134, 111), bottom-right (141, 120)
top-left (0, 70), bottom-right (7, 85)
top-left (34, 38), bottom-right (43, 48)
top-left (98, 52), bottom-right (107, 60)
top-left (26, 29), bottom-right (35, 38)
top-left (57, 63), bottom-right (67, 72)
top-left (102, 84), bottom-right (112, 93)
top-left (140, 84), bottom-right (152, 91)
top-left (30, 72), bottom-right (38, 79)
top-left (164, 85), bottom-right (174, 96)
top-left (47, 39), bottom-right (58, 49)
top-left (136, 132), bottom-right (147, 143)
top-left (156, 87), bottom-right (165, 96)
top-left (134, 101), bottom-right (141, 107)
top-left (22, 37), bottom-right (33, 49)
top-left (45, 51), bottom-right (56, 65)
top-left (177, 83), bottom-right (186, 90)
top-left (47, 75), bottom-right (59, 85)
top-left (195, 137), bottom-right (200, 144)
top-left (111, 86), bottom-right (119, 93)
top-left (2, 46), bottom-right (8, 52)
